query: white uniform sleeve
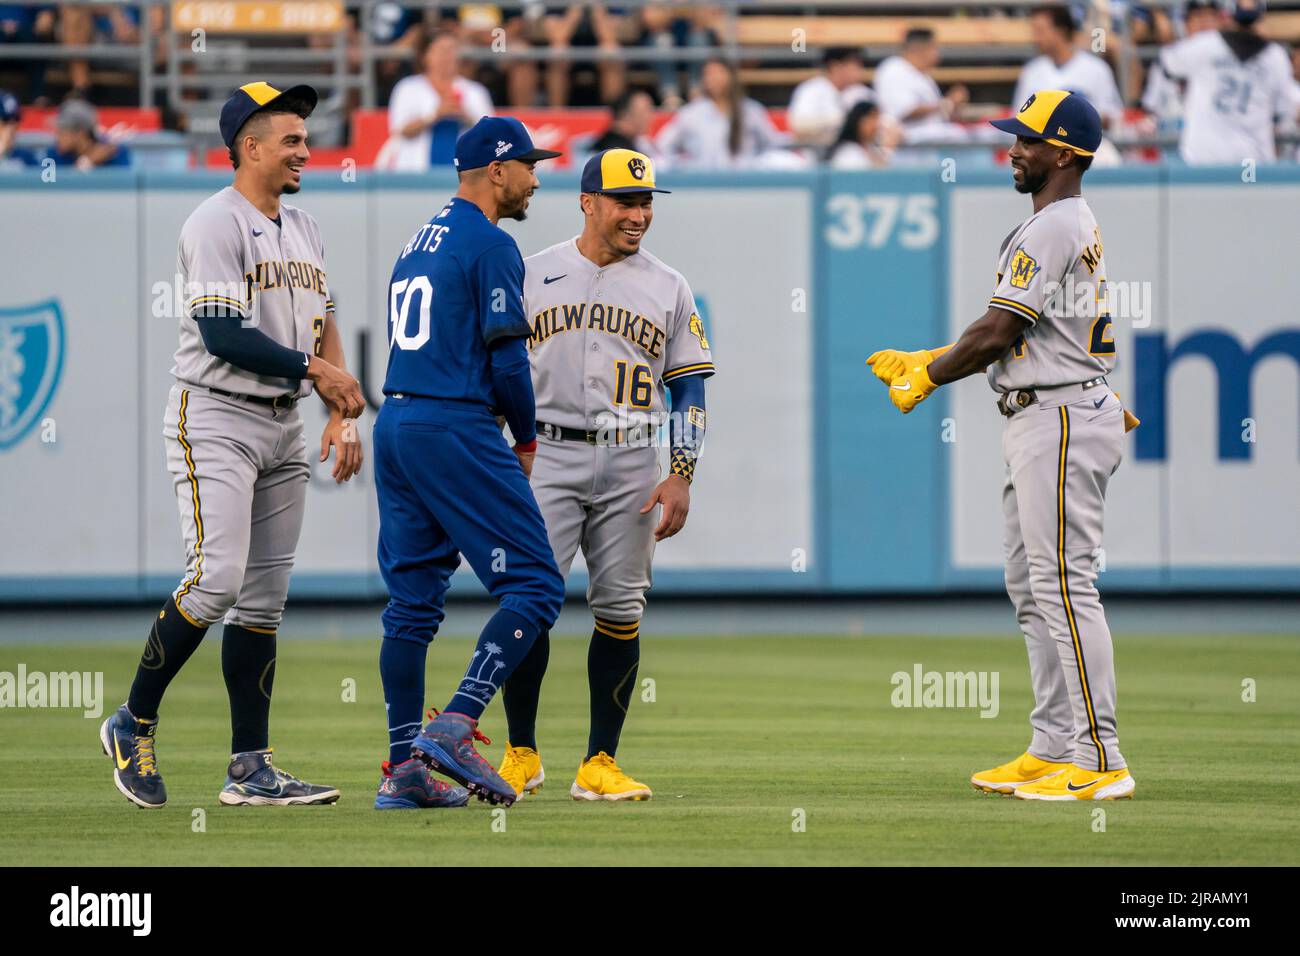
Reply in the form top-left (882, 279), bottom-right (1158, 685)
top-left (181, 208), bottom-right (249, 318)
top-left (662, 275), bottom-right (715, 383)
top-left (988, 215), bottom-right (1076, 327)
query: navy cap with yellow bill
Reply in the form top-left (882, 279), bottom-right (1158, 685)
top-left (989, 89), bottom-right (1102, 157)
top-left (580, 148), bottom-right (671, 194)
top-left (220, 81), bottom-right (318, 149)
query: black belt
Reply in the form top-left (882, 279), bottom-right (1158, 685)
top-left (536, 420), bottom-right (654, 446)
top-left (996, 376), bottom-right (1107, 417)
top-left (206, 386), bottom-right (298, 410)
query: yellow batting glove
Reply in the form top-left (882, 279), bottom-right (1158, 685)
top-left (888, 359), bottom-right (938, 414)
top-left (866, 348), bottom-right (933, 386)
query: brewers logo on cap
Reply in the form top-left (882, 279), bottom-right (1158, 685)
top-left (580, 149), bottom-right (671, 194)
top-left (989, 89), bottom-right (1102, 157)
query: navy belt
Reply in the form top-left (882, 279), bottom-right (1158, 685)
top-left (537, 420), bottom-right (654, 446)
top-left (205, 385), bottom-right (298, 410)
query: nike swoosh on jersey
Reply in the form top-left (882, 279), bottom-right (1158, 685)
top-left (1093, 397), bottom-right (1106, 408)
top-left (543, 274), bottom-right (566, 284)
top-left (252, 229), bottom-right (263, 237)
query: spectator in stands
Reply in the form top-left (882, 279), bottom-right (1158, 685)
top-left (826, 100), bottom-right (901, 169)
top-left (873, 28), bottom-right (969, 145)
top-left (0, 4), bottom-right (55, 103)
top-left (788, 47), bottom-right (874, 147)
top-left (364, 2), bottom-right (427, 104)
top-left (1142, 0), bottom-right (1222, 124)
top-left (60, 3), bottom-right (143, 98)
top-left (1158, 0), bottom-right (1299, 164)
top-left (639, 3), bottom-right (722, 108)
top-left (23, 97), bottom-right (130, 170)
top-left (0, 87), bottom-right (37, 169)
top-left (537, 4), bottom-right (628, 107)
top-left (386, 29), bottom-right (494, 171)
top-left (590, 88), bottom-right (657, 155)
top-left (653, 56), bottom-right (787, 169)
top-left (1013, 5), bottom-right (1125, 129)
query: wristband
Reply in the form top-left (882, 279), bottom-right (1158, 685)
top-left (514, 439), bottom-right (538, 454)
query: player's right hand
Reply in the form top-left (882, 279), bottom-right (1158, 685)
top-left (866, 348), bottom-right (933, 386)
top-left (308, 356), bottom-right (365, 418)
top-left (513, 442), bottom-right (536, 478)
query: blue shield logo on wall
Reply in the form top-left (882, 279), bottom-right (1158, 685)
top-left (0, 300), bottom-right (65, 450)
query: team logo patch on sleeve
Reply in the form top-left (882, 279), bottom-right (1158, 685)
top-left (688, 313), bottom-right (710, 350)
top-left (1009, 249), bottom-right (1040, 289)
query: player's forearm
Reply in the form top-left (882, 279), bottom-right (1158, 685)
top-left (196, 313), bottom-right (310, 381)
top-left (927, 310), bottom-right (1026, 386)
top-left (667, 373), bottom-right (707, 483)
top-left (488, 336), bottom-right (537, 446)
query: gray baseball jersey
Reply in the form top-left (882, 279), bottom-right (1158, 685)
top-left (990, 195), bottom-right (1127, 775)
top-left (523, 238), bottom-right (714, 431)
top-left (986, 196), bottom-right (1116, 393)
top-left (173, 186), bottom-right (332, 400)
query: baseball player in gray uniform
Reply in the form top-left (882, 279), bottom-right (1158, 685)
top-left (99, 82), bottom-right (365, 809)
top-left (868, 91), bottom-right (1138, 801)
top-left (496, 148), bottom-right (714, 801)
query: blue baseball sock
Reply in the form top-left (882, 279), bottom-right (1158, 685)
top-left (447, 608), bottom-right (540, 721)
top-left (380, 637), bottom-right (428, 766)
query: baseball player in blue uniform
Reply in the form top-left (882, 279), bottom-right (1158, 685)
top-left (373, 116), bottom-right (565, 810)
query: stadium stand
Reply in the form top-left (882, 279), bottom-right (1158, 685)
top-left (0, 0), bottom-right (1296, 169)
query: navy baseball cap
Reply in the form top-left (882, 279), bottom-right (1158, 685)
top-left (1229, 0), bottom-right (1265, 25)
top-left (454, 116), bottom-right (561, 170)
top-left (990, 89), bottom-right (1102, 157)
top-left (0, 89), bottom-right (19, 124)
top-left (580, 148), bottom-right (670, 194)
top-left (219, 81), bottom-right (318, 149)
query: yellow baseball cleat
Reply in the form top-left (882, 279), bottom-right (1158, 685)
top-left (1015, 764), bottom-right (1135, 801)
top-left (570, 752), bottom-right (652, 802)
top-left (497, 744), bottom-right (545, 799)
top-left (970, 752), bottom-right (1071, 794)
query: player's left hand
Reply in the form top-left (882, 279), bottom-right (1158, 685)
top-left (887, 360), bottom-right (938, 414)
top-left (641, 475), bottom-right (690, 541)
top-left (866, 348), bottom-right (934, 386)
top-left (320, 412), bottom-right (363, 483)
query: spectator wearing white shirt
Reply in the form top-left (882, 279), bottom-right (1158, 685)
top-left (827, 100), bottom-right (901, 169)
top-left (788, 47), bottom-right (874, 147)
top-left (386, 29), bottom-right (494, 171)
top-left (1159, 0), bottom-right (1299, 164)
top-left (1141, 0), bottom-right (1223, 124)
top-left (874, 28), bottom-right (969, 145)
top-left (653, 57), bottom-right (788, 169)
top-left (1013, 6), bottom-right (1125, 128)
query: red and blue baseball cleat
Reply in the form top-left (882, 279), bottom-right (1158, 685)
top-left (410, 709), bottom-right (516, 806)
top-left (375, 758), bottom-right (469, 809)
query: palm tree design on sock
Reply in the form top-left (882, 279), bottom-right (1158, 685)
top-left (455, 643), bottom-right (505, 706)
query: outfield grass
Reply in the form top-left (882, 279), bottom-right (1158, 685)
top-left (1, 632), bottom-right (1297, 866)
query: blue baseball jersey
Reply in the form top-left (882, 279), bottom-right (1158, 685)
top-left (382, 196), bottom-right (531, 403)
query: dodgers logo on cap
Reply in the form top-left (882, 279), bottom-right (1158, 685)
top-left (454, 116), bottom-right (562, 171)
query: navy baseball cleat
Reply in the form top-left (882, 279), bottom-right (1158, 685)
top-left (375, 758), bottom-right (470, 809)
top-left (411, 709), bottom-right (516, 806)
top-left (218, 749), bottom-right (341, 806)
top-left (100, 704), bottom-right (167, 809)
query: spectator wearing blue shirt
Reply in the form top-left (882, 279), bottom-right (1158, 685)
top-left (28, 98), bottom-right (132, 171)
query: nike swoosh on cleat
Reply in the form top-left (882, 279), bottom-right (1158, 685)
top-left (543, 274), bottom-right (566, 284)
top-left (1067, 780), bottom-right (1097, 792)
top-left (891, 382), bottom-right (912, 391)
top-left (114, 737), bottom-right (131, 771)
